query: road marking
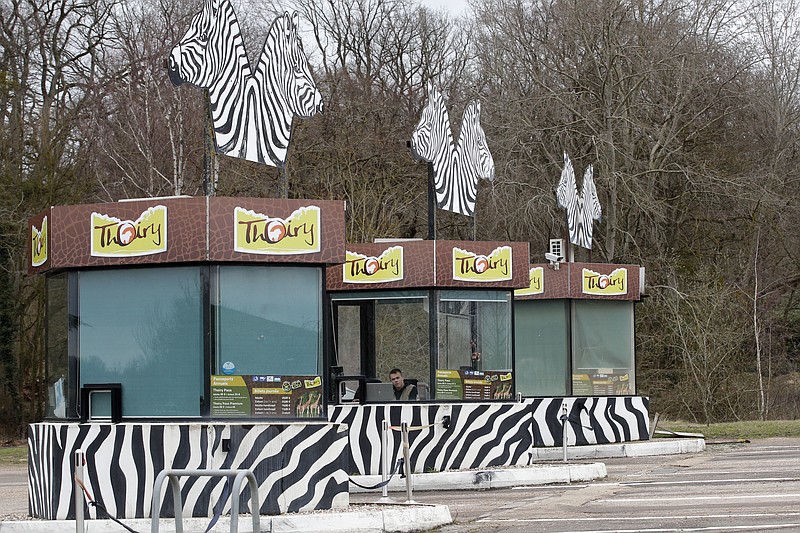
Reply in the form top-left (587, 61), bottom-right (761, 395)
top-left (476, 513), bottom-right (800, 533)
top-left (511, 484), bottom-right (588, 490)
top-left (595, 493), bottom-right (800, 503)
top-left (619, 476), bottom-right (800, 486)
top-left (483, 525), bottom-right (800, 532)
top-left (478, 512), bottom-right (800, 523)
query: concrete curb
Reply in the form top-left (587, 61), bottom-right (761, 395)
top-left (350, 462), bottom-right (607, 492)
top-left (0, 504), bottom-right (452, 533)
top-left (529, 438), bottom-right (705, 461)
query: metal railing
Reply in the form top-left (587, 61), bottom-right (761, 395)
top-left (150, 469), bottom-right (260, 533)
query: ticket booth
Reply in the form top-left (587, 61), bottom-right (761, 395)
top-left (325, 241), bottom-right (651, 476)
top-left (27, 197), bottom-right (349, 520)
top-left (326, 239), bottom-right (528, 403)
top-left (514, 262), bottom-right (645, 396)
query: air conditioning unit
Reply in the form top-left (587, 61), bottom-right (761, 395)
top-left (549, 239), bottom-right (565, 262)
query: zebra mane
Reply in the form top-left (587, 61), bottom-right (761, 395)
top-left (556, 152), bottom-right (602, 250)
top-left (168, 4), bottom-right (322, 168)
top-left (409, 81), bottom-right (494, 217)
top-left (421, 83), bottom-right (455, 159)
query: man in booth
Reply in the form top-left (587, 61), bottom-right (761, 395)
top-left (389, 368), bottom-right (418, 401)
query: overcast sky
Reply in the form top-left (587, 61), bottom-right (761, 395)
top-left (422, 0), bottom-right (469, 16)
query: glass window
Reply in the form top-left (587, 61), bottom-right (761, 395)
top-left (334, 304), bottom-right (362, 376)
top-left (374, 296), bottom-right (430, 387)
top-left (79, 268), bottom-right (203, 417)
top-left (513, 299), bottom-right (569, 396)
top-left (330, 291), bottom-right (430, 400)
top-left (572, 300), bottom-right (635, 395)
top-left (438, 290), bottom-right (512, 371)
top-left (46, 273), bottom-right (70, 418)
top-left (437, 290), bottom-right (513, 400)
top-left (216, 266), bottom-right (321, 376)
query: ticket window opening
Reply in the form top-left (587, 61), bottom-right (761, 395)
top-left (80, 383), bottom-right (122, 423)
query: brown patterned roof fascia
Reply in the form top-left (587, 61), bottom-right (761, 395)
top-left (327, 239), bottom-right (530, 291)
top-left (514, 262), bottom-right (644, 301)
top-left (27, 197), bottom-right (347, 275)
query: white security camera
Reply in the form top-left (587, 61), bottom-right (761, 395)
top-left (545, 252), bottom-right (563, 263)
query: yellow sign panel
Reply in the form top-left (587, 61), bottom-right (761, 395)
top-left (234, 206), bottom-right (320, 255)
top-left (582, 267), bottom-right (627, 295)
top-left (452, 246), bottom-right (512, 282)
top-left (211, 375), bottom-right (246, 387)
top-left (91, 206), bottom-right (167, 257)
top-left (304, 376), bottom-right (322, 388)
top-left (31, 216), bottom-right (48, 267)
top-left (515, 267), bottom-right (544, 296)
top-left (344, 246), bottom-right (403, 283)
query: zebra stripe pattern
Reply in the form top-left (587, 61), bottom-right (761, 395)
top-left (329, 397), bottom-right (649, 475)
top-left (530, 396), bottom-right (650, 447)
top-left (409, 82), bottom-right (494, 217)
top-left (28, 422), bottom-right (349, 520)
top-left (167, 4), bottom-right (323, 167)
top-left (556, 152), bottom-right (602, 249)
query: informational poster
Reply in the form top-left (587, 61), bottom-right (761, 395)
top-left (435, 369), bottom-right (513, 400)
top-left (572, 370), bottom-right (630, 396)
top-left (211, 375), bottom-right (323, 418)
top-left (435, 369), bottom-right (463, 400)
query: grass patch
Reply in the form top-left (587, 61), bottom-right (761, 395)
top-left (0, 446), bottom-right (27, 465)
top-left (658, 419), bottom-right (800, 440)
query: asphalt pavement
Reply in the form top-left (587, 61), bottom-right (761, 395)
top-left (0, 439), bottom-right (705, 533)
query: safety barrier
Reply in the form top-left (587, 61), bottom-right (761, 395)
top-left (380, 416), bottom-right (450, 502)
top-left (150, 469), bottom-right (260, 533)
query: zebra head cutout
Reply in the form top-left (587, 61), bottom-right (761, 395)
top-left (555, 152), bottom-right (602, 250)
top-left (168, 2), bottom-right (323, 167)
top-left (409, 82), bottom-right (494, 217)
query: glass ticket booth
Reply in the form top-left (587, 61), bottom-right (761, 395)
top-left (325, 239), bottom-right (528, 403)
top-left (33, 197), bottom-right (345, 423)
top-left (513, 262), bottom-right (643, 397)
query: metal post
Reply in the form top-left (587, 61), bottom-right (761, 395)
top-left (401, 422), bottom-right (414, 503)
top-left (381, 419), bottom-right (390, 500)
top-left (74, 449), bottom-right (85, 533)
top-left (562, 404), bottom-right (569, 463)
top-left (152, 469), bottom-right (259, 533)
top-left (427, 163), bottom-right (436, 240)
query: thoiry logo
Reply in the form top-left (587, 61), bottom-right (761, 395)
top-left (582, 267), bottom-right (627, 295)
top-left (344, 246), bottom-right (403, 284)
top-left (515, 267), bottom-right (544, 296)
top-left (234, 206), bottom-right (320, 255)
top-left (31, 216), bottom-right (48, 267)
top-left (453, 246), bottom-right (513, 282)
top-left (91, 206), bottom-right (167, 257)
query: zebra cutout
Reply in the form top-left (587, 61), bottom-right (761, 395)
top-left (167, 3), bottom-right (323, 167)
top-left (409, 82), bottom-right (494, 217)
top-left (555, 152), bottom-right (602, 249)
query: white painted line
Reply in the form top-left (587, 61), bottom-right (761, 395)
top-left (494, 525), bottom-right (800, 533)
top-left (620, 477), bottom-right (800, 486)
top-left (643, 468), bottom-right (799, 477)
top-left (478, 512), bottom-right (800, 523)
top-left (596, 493), bottom-right (800, 503)
top-left (511, 484), bottom-right (588, 490)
